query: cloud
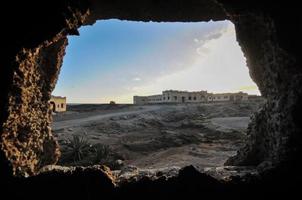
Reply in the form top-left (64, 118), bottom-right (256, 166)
top-left (196, 47), bottom-right (210, 55)
top-left (194, 38), bottom-right (199, 43)
top-left (105, 21), bottom-right (235, 100)
top-left (193, 23), bottom-right (231, 56)
top-left (137, 21), bottom-right (233, 80)
top-left (132, 77), bottom-right (141, 81)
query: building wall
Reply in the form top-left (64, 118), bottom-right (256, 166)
top-left (233, 92), bottom-right (249, 102)
top-left (207, 92), bottom-right (249, 103)
top-left (208, 94), bottom-right (231, 102)
top-left (146, 95), bottom-right (163, 103)
top-left (162, 90), bottom-right (208, 103)
top-left (133, 95), bottom-right (162, 104)
top-left (134, 90), bottom-right (252, 105)
top-left (248, 95), bottom-right (264, 102)
top-left (162, 90), bottom-right (187, 103)
top-left (133, 96), bottom-right (148, 105)
top-left (50, 96), bottom-right (67, 112)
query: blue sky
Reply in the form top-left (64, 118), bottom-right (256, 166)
top-left (53, 19), bottom-right (259, 103)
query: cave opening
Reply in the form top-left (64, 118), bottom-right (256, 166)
top-left (50, 19), bottom-right (263, 172)
top-left (1, 0), bottom-right (301, 197)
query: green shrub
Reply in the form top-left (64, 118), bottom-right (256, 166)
top-left (60, 135), bottom-right (91, 164)
top-left (92, 143), bottom-right (110, 164)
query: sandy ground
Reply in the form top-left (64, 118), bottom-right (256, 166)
top-left (52, 105), bottom-right (160, 130)
top-left (52, 102), bottom-right (262, 169)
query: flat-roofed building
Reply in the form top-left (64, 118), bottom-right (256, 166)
top-left (49, 95), bottom-right (67, 112)
top-left (248, 94), bottom-right (265, 102)
top-left (162, 90), bottom-right (208, 103)
top-left (133, 95), bottom-right (162, 105)
top-left (207, 92), bottom-right (249, 103)
top-left (134, 90), bottom-right (253, 104)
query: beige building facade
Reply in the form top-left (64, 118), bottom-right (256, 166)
top-left (49, 96), bottom-right (67, 112)
top-left (161, 90), bottom-right (208, 103)
top-left (134, 90), bottom-right (257, 105)
top-left (207, 92), bottom-right (249, 102)
top-left (247, 95), bottom-right (265, 102)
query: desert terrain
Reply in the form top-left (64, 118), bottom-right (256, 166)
top-left (52, 102), bottom-right (262, 170)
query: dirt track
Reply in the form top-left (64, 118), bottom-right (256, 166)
top-left (52, 102), bottom-right (262, 169)
top-left (52, 105), bottom-right (160, 130)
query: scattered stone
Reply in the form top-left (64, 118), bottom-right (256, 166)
top-left (115, 159), bottom-right (124, 167)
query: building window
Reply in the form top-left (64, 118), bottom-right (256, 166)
top-left (61, 103), bottom-right (64, 108)
top-left (163, 97), bottom-right (165, 100)
top-left (174, 96), bottom-right (177, 100)
top-left (193, 96), bottom-right (196, 100)
top-left (57, 104), bottom-right (60, 108)
top-left (168, 96), bottom-right (170, 100)
top-left (224, 96), bottom-right (228, 99)
top-left (188, 96), bottom-right (192, 100)
top-left (217, 97), bottom-right (220, 99)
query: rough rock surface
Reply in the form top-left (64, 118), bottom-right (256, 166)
top-left (224, 7), bottom-right (302, 167)
top-left (0, 0), bottom-right (89, 177)
top-left (0, 0), bottom-right (301, 196)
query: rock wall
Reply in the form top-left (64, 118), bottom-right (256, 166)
top-left (223, 3), bottom-right (302, 167)
top-left (0, 0), bottom-right (89, 177)
top-left (1, 38), bottom-right (66, 177)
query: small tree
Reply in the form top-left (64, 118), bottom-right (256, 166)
top-left (109, 101), bottom-right (116, 104)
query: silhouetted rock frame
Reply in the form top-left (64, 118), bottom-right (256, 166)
top-left (0, 0), bottom-right (301, 197)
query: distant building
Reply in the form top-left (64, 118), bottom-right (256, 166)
top-left (207, 92), bottom-right (249, 103)
top-left (247, 94), bottom-right (265, 102)
top-left (49, 96), bottom-right (67, 112)
top-left (134, 90), bottom-right (260, 105)
top-left (161, 90), bottom-right (208, 103)
top-left (133, 94), bottom-right (163, 105)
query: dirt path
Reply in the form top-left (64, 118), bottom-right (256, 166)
top-left (52, 105), bottom-right (160, 131)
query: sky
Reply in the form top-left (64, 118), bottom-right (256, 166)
top-left (52, 19), bottom-right (260, 103)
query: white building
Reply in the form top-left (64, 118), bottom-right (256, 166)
top-left (133, 90), bottom-right (252, 105)
top-left (207, 92), bottom-right (249, 103)
top-left (161, 90), bottom-right (208, 103)
top-left (133, 95), bottom-right (163, 105)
